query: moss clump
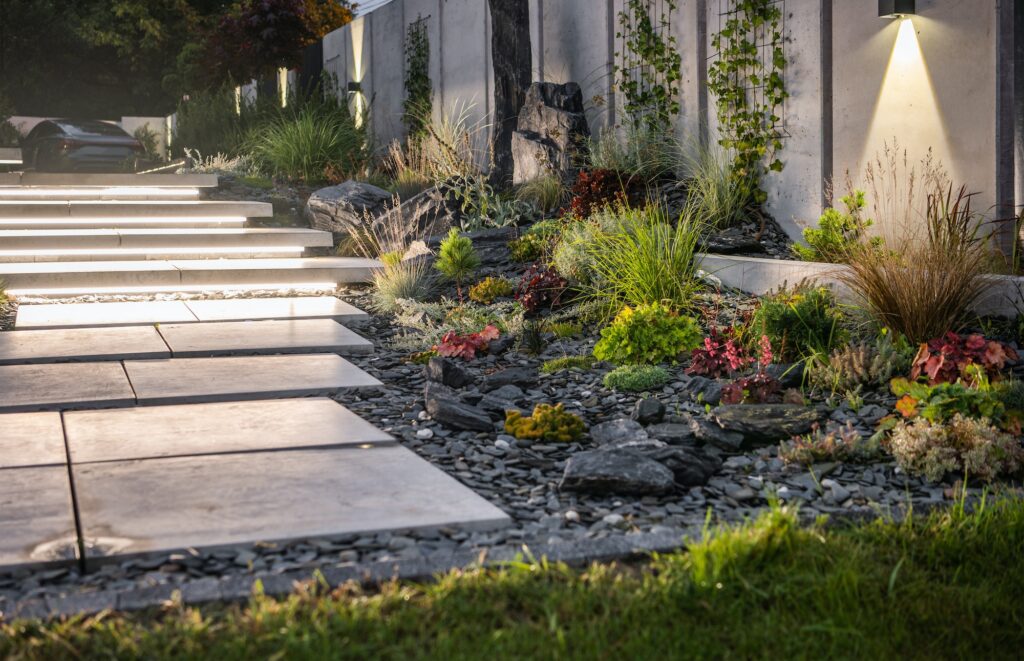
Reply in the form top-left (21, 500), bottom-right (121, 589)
top-left (603, 365), bottom-right (670, 392)
top-left (468, 277), bottom-right (515, 304)
top-left (540, 356), bottom-right (597, 374)
top-left (504, 403), bottom-right (586, 443)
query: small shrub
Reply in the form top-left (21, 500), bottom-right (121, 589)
top-left (749, 285), bottom-right (846, 362)
top-left (515, 264), bottom-right (567, 314)
top-left (247, 105), bottom-right (368, 182)
top-left (687, 327), bottom-right (751, 379)
top-left (434, 325), bottom-right (500, 361)
top-left (504, 404), bottom-right (586, 442)
top-left (888, 414), bottom-right (1024, 483)
top-left (510, 233), bottom-right (550, 263)
top-left (370, 259), bottom-right (436, 313)
top-left (995, 379), bottom-right (1024, 414)
top-left (793, 190), bottom-right (881, 263)
top-left (468, 277), bottom-right (514, 304)
top-left (721, 372), bottom-right (782, 405)
top-left (566, 169), bottom-right (631, 218)
top-left (779, 422), bottom-right (882, 466)
top-left (890, 377), bottom-right (1006, 426)
top-left (593, 303), bottom-right (702, 365)
top-left (603, 365), bottom-right (671, 392)
top-left (515, 174), bottom-right (566, 213)
top-left (551, 212), bottom-right (618, 285)
top-left (541, 356), bottom-right (597, 373)
top-left (435, 228), bottom-right (480, 300)
top-left (910, 332), bottom-right (1018, 386)
top-left (809, 331), bottom-right (914, 394)
top-left (581, 204), bottom-right (705, 311)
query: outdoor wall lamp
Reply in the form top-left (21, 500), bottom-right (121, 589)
top-left (347, 81), bottom-right (362, 94)
top-left (879, 0), bottom-right (915, 18)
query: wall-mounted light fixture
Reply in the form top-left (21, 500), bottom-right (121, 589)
top-left (879, 0), bottom-right (915, 19)
top-left (346, 81), bottom-right (362, 94)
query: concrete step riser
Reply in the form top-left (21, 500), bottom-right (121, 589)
top-left (0, 173), bottom-right (217, 187)
top-left (0, 201), bottom-right (272, 219)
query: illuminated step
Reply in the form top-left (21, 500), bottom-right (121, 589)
top-left (0, 186), bottom-right (202, 201)
top-left (0, 173), bottom-right (217, 187)
top-left (0, 200), bottom-right (271, 220)
top-left (0, 148), bottom-right (22, 165)
top-left (0, 228), bottom-right (333, 261)
top-left (0, 257), bottom-right (381, 296)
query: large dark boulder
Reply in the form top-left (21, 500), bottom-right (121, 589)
top-left (635, 446), bottom-right (722, 487)
top-left (560, 448), bottom-right (675, 495)
top-left (512, 82), bottom-right (589, 185)
top-left (305, 180), bottom-right (392, 237)
top-left (423, 382), bottom-right (493, 432)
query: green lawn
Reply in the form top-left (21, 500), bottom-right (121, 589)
top-left (3, 497), bottom-right (1024, 660)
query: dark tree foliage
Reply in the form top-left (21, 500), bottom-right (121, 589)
top-left (0, 0), bottom-right (351, 118)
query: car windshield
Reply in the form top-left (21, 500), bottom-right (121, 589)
top-left (55, 120), bottom-right (129, 138)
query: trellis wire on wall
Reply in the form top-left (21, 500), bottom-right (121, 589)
top-left (713, 0), bottom-right (789, 139)
top-left (615, 0), bottom-right (681, 125)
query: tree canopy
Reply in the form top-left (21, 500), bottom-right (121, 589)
top-left (0, 0), bottom-right (353, 118)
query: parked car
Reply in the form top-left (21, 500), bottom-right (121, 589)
top-left (20, 119), bottom-right (148, 172)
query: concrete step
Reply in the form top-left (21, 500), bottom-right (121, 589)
top-left (0, 228), bottom-right (333, 261)
top-left (0, 186), bottom-right (202, 201)
top-left (0, 257), bottom-right (380, 296)
top-left (15, 296), bottom-right (368, 329)
top-left (0, 148), bottom-right (22, 165)
top-left (0, 200), bottom-right (271, 224)
top-left (0, 173), bottom-right (217, 187)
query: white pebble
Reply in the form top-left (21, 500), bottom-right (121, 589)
top-left (416, 428), bottom-right (434, 439)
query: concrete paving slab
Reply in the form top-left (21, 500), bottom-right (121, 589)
top-left (15, 300), bottom-right (198, 330)
top-left (0, 200), bottom-right (271, 219)
top-left (0, 466), bottom-right (78, 569)
top-left (157, 319), bottom-right (372, 357)
top-left (0, 412), bottom-right (66, 468)
top-left (74, 445), bottom-right (510, 562)
top-left (184, 296), bottom-right (368, 324)
top-left (0, 325), bottom-right (170, 365)
top-left (123, 353), bottom-right (382, 405)
top-left (15, 173), bottom-right (217, 187)
top-left (64, 398), bottom-right (393, 463)
top-left (0, 362), bottom-right (136, 412)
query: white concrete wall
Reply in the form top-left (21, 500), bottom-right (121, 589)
top-left (318, 0), bottom-right (1003, 242)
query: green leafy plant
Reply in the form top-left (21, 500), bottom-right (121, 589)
top-left (435, 228), bottom-right (480, 300)
top-left (808, 330), bottom-right (914, 394)
top-left (581, 204), bottom-right (705, 311)
top-left (779, 422), bottom-right (882, 466)
top-left (891, 377), bottom-right (1006, 427)
top-left (402, 15), bottom-right (432, 139)
top-left (603, 364), bottom-right (671, 392)
top-left (541, 355), bottom-right (597, 374)
top-left (888, 414), bottom-right (1024, 483)
top-left (504, 403), bottom-right (586, 443)
top-left (793, 190), bottom-right (881, 263)
top-left (132, 125), bottom-right (163, 162)
top-left (510, 233), bottom-right (551, 263)
top-left (614, 0), bottom-right (682, 126)
top-left (707, 0), bottom-right (788, 204)
top-left (468, 277), bottom-right (514, 304)
top-left (749, 285), bottom-right (846, 362)
top-left (593, 302), bottom-right (702, 365)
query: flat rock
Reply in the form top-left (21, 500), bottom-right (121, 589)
top-left (0, 325), bottom-right (170, 365)
top-left (590, 418), bottom-right (648, 445)
top-left (306, 180), bottom-right (392, 236)
top-left (124, 353), bottom-right (382, 405)
top-left (0, 412), bottom-right (66, 468)
top-left (424, 356), bottom-right (475, 389)
top-left (560, 448), bottom-right (675, 496)
top-left (645, 422), bottom-right (697, 446)
top-left (0, 362), bottom-right (136, 412)
top-left (711, 404), bottom-right (822, 447)
top-left (15, 300), bottom-right (197, 330)
top-left (636, 447), bottom-right (722, 487)
top-left (0, 466), bottom-right (78, 569)
top-left (631, 398), bottom-right (666, 425)
top-left (688, 415), bottom-right (745, 451)
top-left (480, 367), bottom-right (536, 392)
top-left (157, 319), bottom-right (372, 357)
top-left (64, 398), bottom-right (394, 463)
top-left (424, 382), bottom-right (493, 431)
top-left (678, 375), bottom-right (723, 406)
top-left (73, 446), bottom-right (510, 565)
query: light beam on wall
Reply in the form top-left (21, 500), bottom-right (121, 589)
top-left (861, 18), bottom-right (948, 230)
top-left (349, 17), bottom-right (367, 128)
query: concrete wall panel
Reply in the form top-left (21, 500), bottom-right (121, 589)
top-left (369, 1), bottom-right (406, 146)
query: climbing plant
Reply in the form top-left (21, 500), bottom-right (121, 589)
top-left (614, 0), bottom-right (682, 127)
top-left (707, 0), bottom-right (788, 205)
top-left (403, 15), bottom-right (432, 139)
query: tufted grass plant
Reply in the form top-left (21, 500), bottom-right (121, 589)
top-left (681, 142), bottom-right (752, 229)
top-left (588, 122), bottom-right (681, 183)
top-left (514, 174), bottom-right (566, 213)
top-left (581, 204), bottom-right (706, 313)
top-left (246, 104), bottom-right (368, 183)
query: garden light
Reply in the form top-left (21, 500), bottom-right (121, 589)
top-left (879, 0), bottom-right (915, 19)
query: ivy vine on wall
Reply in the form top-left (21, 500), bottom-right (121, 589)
top-left (707, 0), bottom-right (788, 205)
top-left (614, 0), bottom-right (682, 127)
top-left (403, 15), bottom-right (432, 139)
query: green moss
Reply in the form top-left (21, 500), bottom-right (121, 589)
top-left (603, 364), bottom-right (671, 392)
top-left (504, 403), bottom-right (586, 442)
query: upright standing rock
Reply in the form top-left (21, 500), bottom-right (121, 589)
top-left (512, 82), bottom-right (590, 185)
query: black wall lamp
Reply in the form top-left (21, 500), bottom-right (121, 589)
top-left (879, 0), bottom-right (915, 18)
top-left (347, 80), bottom-right (362, 94)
